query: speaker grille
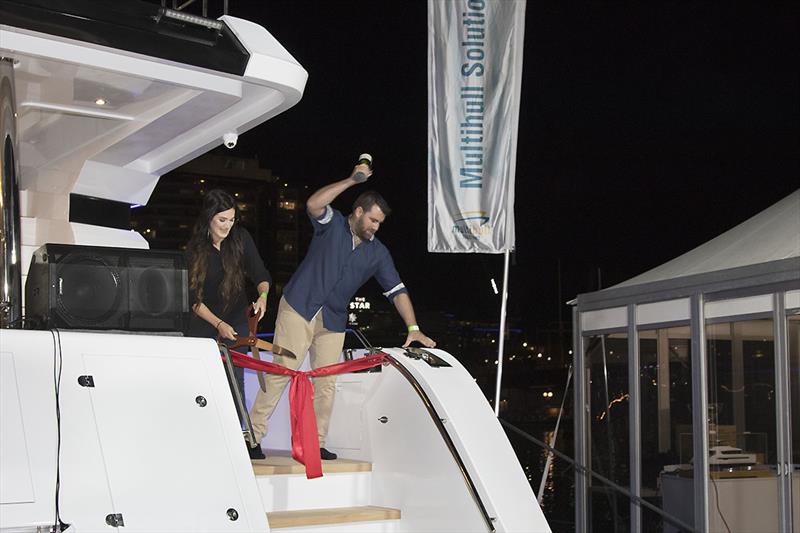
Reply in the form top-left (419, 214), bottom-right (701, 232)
top-left (56, 254), bottom-right (125, 327)
top-left (134, 266), bottom-right (172, 315)
top-left (25, 244), bottom-right (188, 332)
top-left (128, 254), bottom-right (187, 330)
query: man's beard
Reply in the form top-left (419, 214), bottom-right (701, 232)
top-left (352, 217), bottom-right (372, 240)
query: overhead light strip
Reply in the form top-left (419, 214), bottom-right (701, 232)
top-left (20, 102), bottom-right (134, 121)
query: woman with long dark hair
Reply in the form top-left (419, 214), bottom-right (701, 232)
top-left (186, 189), bottom-right (271, 453)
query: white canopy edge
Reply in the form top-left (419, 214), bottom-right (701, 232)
top-left (614, 189), bottom-right (800, 289)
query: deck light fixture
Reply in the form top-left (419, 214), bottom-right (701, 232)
top-left (160, 8), bottom-right (224, 31)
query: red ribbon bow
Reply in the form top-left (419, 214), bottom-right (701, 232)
top-left (226, 349), bottom-right (387, 479)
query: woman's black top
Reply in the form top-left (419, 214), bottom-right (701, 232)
top-left (186, 228), bottom-right (271, 339)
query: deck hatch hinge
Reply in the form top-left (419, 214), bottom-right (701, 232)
top-left (403, 347), bottom-right (452, 367)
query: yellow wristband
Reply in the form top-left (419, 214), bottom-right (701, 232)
top-left (407, 324), bottom-right (420, 332)
top-left (259, 291), bottom-right (268, 300)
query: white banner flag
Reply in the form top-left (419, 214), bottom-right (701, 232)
top-left (428, 0), bottom-right (526, 253)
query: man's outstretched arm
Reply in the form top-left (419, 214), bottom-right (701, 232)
top-left (392, 292), bottom-right (436, 348)
top-left (306, 163), bottom-right (373, 218)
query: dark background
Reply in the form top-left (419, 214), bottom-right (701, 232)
top-left (208, 0), bottom-right (798, 333)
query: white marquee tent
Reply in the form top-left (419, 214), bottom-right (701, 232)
top-left (572, 190), bottom-right (800, 533)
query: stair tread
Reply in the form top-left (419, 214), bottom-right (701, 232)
top-left (252, 451), bottom-right (372, 475)
top-left (267, 505), bottom-right (401, 528)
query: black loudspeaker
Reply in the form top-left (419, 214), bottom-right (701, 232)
top-left (25, 244), bottom-right (189, 332)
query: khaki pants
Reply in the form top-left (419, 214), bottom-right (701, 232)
top-left (249, 297), bottom-right (345, 446)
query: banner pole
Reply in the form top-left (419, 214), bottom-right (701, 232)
top-left (493, 249), bottom-right (511, 416)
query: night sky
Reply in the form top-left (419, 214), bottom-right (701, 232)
top-left (218, 1), bottom-right (798, 332)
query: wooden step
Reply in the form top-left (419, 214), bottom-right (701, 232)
top-left (267, 505), bottom-right (401, 529)
top-left (252, 452), bottom-right (372, 476)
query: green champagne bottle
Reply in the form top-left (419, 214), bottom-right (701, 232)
top-left (353, 153), bottom-right (373, 183)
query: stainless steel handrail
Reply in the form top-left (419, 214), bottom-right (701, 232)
top-left (0, 57), bottom-right (22, 328)
top-left (219, 343), bottom-right (256, 447)
top-left (383, 354), bottom-right (496, 533)
top-left (347, 325), bottom-right (495, 530)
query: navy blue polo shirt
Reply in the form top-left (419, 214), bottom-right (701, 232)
top-left (283, 206), bottom-right (408, 332)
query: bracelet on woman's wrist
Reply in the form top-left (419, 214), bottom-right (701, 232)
top-left (259, 291), bottom-right (268, 300)
top-left (215, 319), bottom-right (223, 329)
top-left (407, 324), bottom-right (420, 332)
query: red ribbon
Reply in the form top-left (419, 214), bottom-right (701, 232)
top-left (225, 350), bottom-right (388, 479)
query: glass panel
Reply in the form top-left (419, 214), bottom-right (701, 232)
top-left (705, 317), bottom-right (777, 532)
top-left (639, 326), bottom-right (694, 533)
top-left (788, 313), bottom-right (800, 530)
top-left (585, 333), bottom-right (630, 532)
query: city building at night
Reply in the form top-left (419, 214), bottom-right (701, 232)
top-left (130, 153), bottom-right (306, 299)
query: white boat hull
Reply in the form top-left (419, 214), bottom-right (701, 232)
top-left (1, 332), bottom-right (550, 532)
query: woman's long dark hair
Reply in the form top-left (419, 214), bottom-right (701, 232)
top-left (186, 189), bottom-right (246, 313)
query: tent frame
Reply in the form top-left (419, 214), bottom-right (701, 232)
top-left (573, 256), bottom-right (800, 533)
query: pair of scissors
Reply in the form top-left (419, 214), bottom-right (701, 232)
top-left (225, 306), bottom-right (297, 392)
